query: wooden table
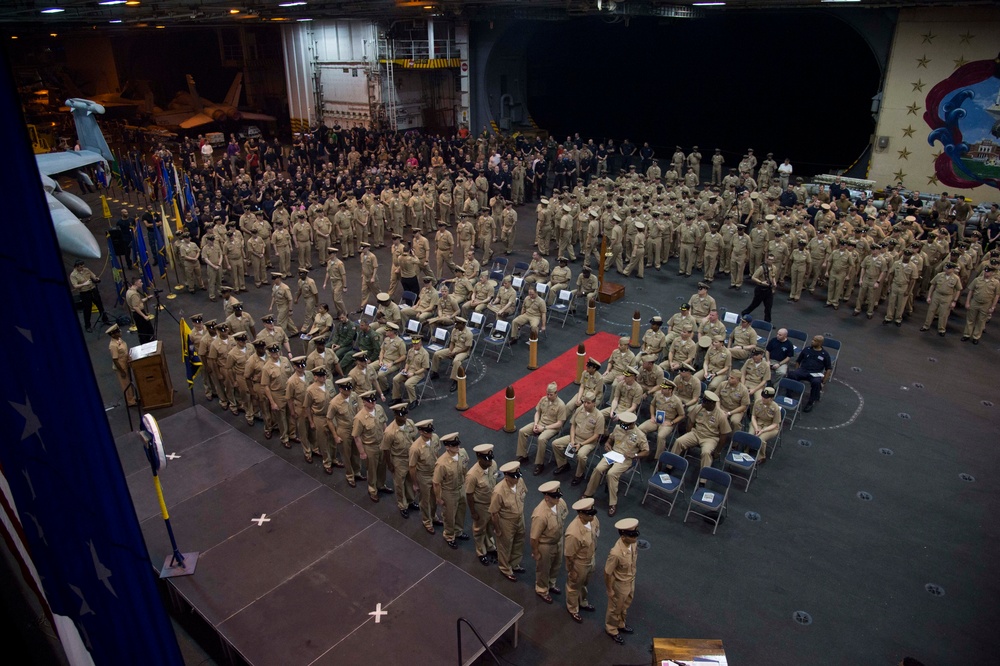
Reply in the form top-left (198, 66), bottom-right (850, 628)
top-left (651, 637), bottom-right (727, 665)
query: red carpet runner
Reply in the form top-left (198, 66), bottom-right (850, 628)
top-left (462, 331), bottom-right (621, 430)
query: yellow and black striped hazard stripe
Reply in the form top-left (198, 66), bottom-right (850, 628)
top-left (379, 58), bottom-right (461, 69)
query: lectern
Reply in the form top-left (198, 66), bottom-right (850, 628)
top-left (128, 340), bottom-right (174, 409)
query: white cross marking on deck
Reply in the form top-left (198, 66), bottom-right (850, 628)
top-left (369, 603), bottom-right (388, 623)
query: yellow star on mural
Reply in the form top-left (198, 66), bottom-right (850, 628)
top-left (916, 55), bottom-right (930, 68)
top-left (958, 32), bottom-right (974, 45)
top-left (921, 30), bottom-right (935, 44)
top-left (953, 55), bottom-right (968, 69)
top-left (893, 169), bottom-right (907, 183)
top-left (927, 174), bottom-right (939, 186)
top-left (906, 102), bottom-right (921, 116)
top-left (902, 125), bottom-right (916, 138)
top-left (897, 147), bottom-right (912, 160)
top-left (911, 79), bottom-right (925, 93)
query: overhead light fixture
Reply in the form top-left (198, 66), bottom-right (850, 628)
top-left (41, 7), bottom-right (65, 13)
top-left (230, 8), bottom-right (240, 13)
top-left (278, 1), bottom-right (307, 7)
top-left (125, 1), bottom-right (141, 5)
top-left (297, 18), bottom-right (313, 22)
top-left (821, 0), bottom-right (861, 3)
top-left (50, 33), bottom-right (58, 37)
top-left (99, 1), bottom-right (127, 5)
top-left (11, 35), bottom-right (18, 39)
top-left (155, 25), bottom-right (165, 28)
top-left (693, 2), bottom-right (725, 5)
top-left (109, 19), bottom-right (122, 23)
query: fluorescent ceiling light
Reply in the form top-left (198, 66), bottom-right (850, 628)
top-left (693, 2), bottom-right (725, 5)
top-left (109, 19), bottom-right (122, 23)
top-left (278, 1), bottom-right (307, 7)
top-left (821, 0), bottom-right (861, 3)
top-left (41, 7), bottom-right (65, 13)
top-left (99, 1), bottom-right (127, 5)
top-left (297, 18), bottom-right (313, 22)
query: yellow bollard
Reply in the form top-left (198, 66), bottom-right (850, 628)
top-left (630, 310), bottom-right (641, 348)
top-left (586, 298), bottom-right (596, 335)
top-left (455, 366), bottom-right (468, 411)
top-left (504, 386), bottom-right (516, 433)
top-left (527, 331), bottom-right (539, 370)
top-left (575, 344), bottom-right (586, 385)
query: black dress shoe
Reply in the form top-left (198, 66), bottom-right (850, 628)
top-left (961, 336), bottom-right (970, 341)
top-left (549, 586), bottom-right (562, 595)
top-left (803, 402), bottom-right (814, 413)
top-left (571, 475), bottom-right (583, 486)
top-left (533, 464), bottom-right (544, 475)
top-left (479, 555), bottom-right (491, 566)
top-left (580, 604), bottom-right (596, 612)
top-left (553, 464), bottom-right (570, 475)
top-left (446, 539), bottom-right (458, 549)
top-left (620, 625), bottom-right (634, 634)
top-left (433, 519), bottom-right (444, 526)
top-left (512, 566), bottom-right (526, 573)
top-left (456, 532), bottom-right (470, 540)
top-left (487, 550), bottom-right (498, 563)
top-left (400, 509), bottom-right (409, 519)
top-left (430, 371), bottom-right (440, 380)
top-left (449, 381), bottom-right (458, 392)
top-left (517, 456), bottom-right (529, 464)
top-left (610, 633), bottom-right (625, 645)
top-left (973, 338), bottom-right (980, 345)
top-left (408, 400), bottom-right (419, 409)
top-left (356, 474), bottom-right (367, 481)
top-left (408, 501), bottom-right (421, 511)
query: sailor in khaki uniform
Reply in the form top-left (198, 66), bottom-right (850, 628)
top-left (327, 377), bottom-right (361, 480)
top-left (564, 497), bottom-right (600, 623)
top-left (429, 316), bottom-right (473, 392)
top-left (409, 419), bottom-right (442, 534)
top-left (433, 433), bottom-right (470, 548)
top-left (465, 444), bottom-right (498, 565)
top-left (381, 402), bottom-right (420, 518)
top-left (638, 379), bottom-right (686, 460)
top-left (517, 382), bottom-right (567, 475)
top-left (749, 386), bottom-right (782, 459)
top-left (490, 461), bottom-right (528, 581)
top-left (392, 335), bottom-right (430, 408)
top-left (510, 287), bottom-right (547, 342)
top-left (552, 392), bottom-right (606, 481)
top-left (106, 324), bottom-right (137, 406)
top-left (671, 391), bottom-right (732, 469)
top-left (582, 412), bottom-right (648, 516)
top-left (303, 367), bottom-right (334, 473)
top-left (604, 517), bottom-right (640, 644)
top-left (530, 481), bottom-right (569, 603)
top-left (353, 390), bottom-right (390, 502)
top-left (921, 262), bottom-right (962, 335)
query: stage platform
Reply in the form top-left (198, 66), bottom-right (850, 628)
top-left (117, 406), bottom-right (522, 666)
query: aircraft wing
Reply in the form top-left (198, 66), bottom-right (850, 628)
top-left (35, 149), bottom-right (107, 177)
top-left (152, 109), bottom-right (199, 127)
top-left (239, 111), bottom-right (276, 122)
top-left (178, 113), bottom-right (217, 129)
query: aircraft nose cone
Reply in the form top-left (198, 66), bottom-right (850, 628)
top-left (61, 223), bottom-right (102, 259)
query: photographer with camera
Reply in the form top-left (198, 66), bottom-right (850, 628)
top-left (70, 259), bottom-right (112, 332)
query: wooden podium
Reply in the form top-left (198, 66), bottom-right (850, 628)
top-left (128, 340), bottom-right (174, 409)
top-left (651, 637), bottom-right (727, 664)
top-left (599, 281), bottom-right (625, 304)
